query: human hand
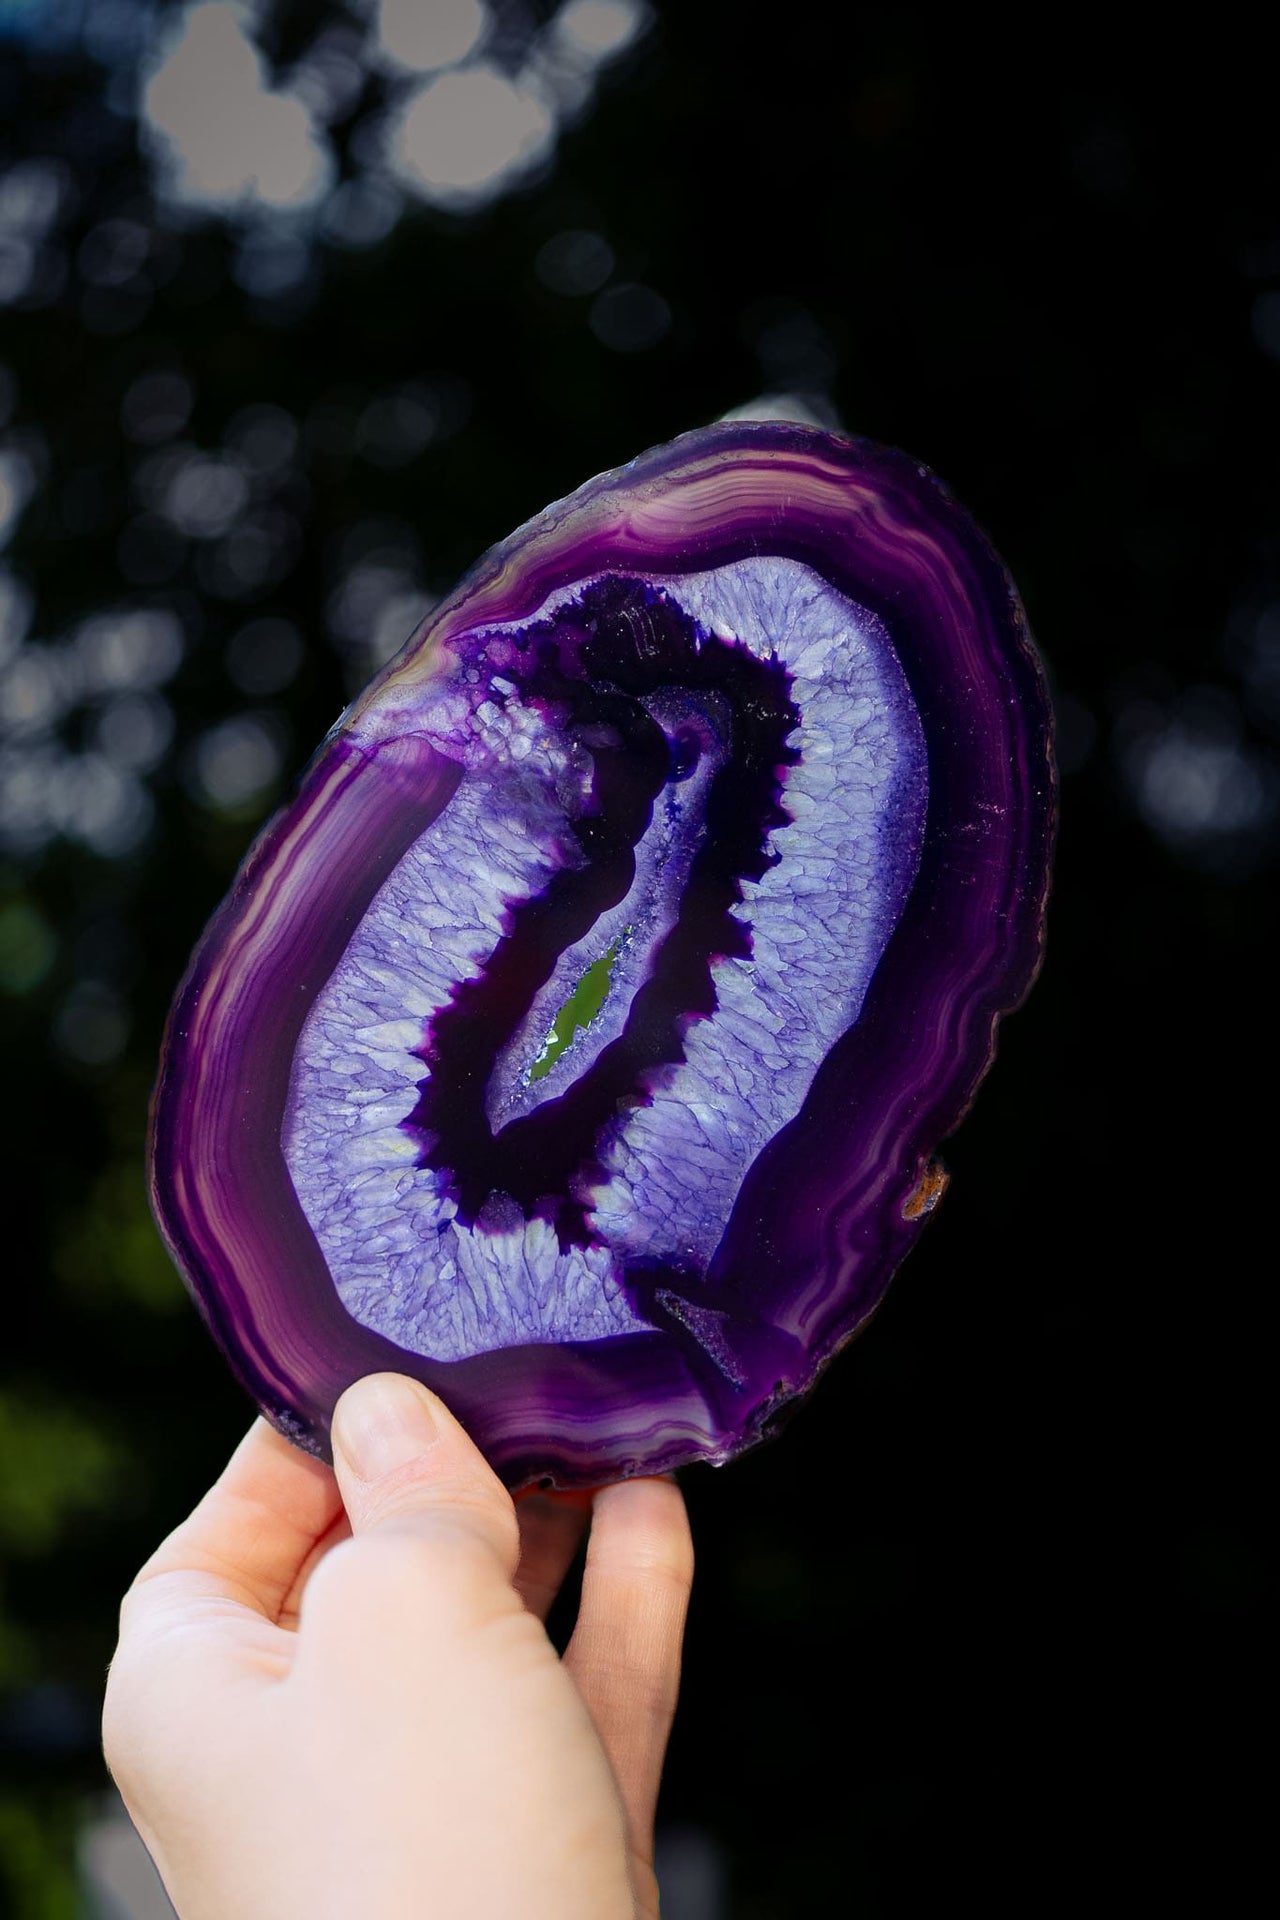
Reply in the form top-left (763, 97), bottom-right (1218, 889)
top-left (102, 1373), bottom-right (693, 1920)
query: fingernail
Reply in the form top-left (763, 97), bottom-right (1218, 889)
top-left (333, 1373), bottom-right (440, 1481)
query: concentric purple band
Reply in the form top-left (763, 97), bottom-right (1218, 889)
top-left (149, 422), bottom-right (1054, 1486)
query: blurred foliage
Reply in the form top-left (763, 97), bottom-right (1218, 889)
top-left (0, 896), bottom-right (56, 992)
top-left (0, 1794), bottom-right (77, 1920)
top-left (0, 1392), bottom-right (122, 1560)
top-left (0, 1600), bottom-right (35, 1698)
top-left (54, 1156), bottom-right (185, 1315)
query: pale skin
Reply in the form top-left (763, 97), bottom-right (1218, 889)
top-left (102, 1372), bottom-right (694, 1920)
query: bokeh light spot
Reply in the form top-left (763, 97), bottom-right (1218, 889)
top-left (553, 0), bottom-right (649, 61)
top-left (1116, 685), bottom-right (1279, 870)
top-left (224, 402), bottom-right (299, 474)
top-left (535, 228), bottom-right (614, 295)
top-left (387, 65), bottom-right (555, 210)
top-left (588, 280), bottom-right (671, 352)
top-left (76, 219), bottom-right (150, 289)
top-left (232, 224), bottom-right (314, 300)
top-left (75, 609), bottom-right (184, 693)
top-left (91, 692), bottom-right (174, 773)
top-left (0, 447), bottom-right (35, 546)
top-left (0, 649), bottom-right (67, 733)
top-left (54, 980), bottom-right (130, 1067)
top-left (188, 710), bottom-right (287, 812)
top-left (376, 0), bottom-right (487, 74)
top-left (142, 3), bottom-right (333, 214)
top-left (355, 384), bottom-right (442, 467)
top-left (0, 564), bottom-right (33, 657)
top-left (59, 753), bottom-right (154, 858)
top-left (163, 454), bottom-right (249, 539)
top-left (320, 174), bottom-right (403, 249)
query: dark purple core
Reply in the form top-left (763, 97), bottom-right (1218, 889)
top-left (149, 423), bottom-right (1054, 1486)
top-left (410, 578), bottom-right (801, 1255)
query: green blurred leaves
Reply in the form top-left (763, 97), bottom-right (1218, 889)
top-left (54, 1160), bottom-right (185, 1316)
top-left (0, 899), bottom-right (56, 996)
top-left (0, 1391), bottom-right (123, 1560)
top-left (0, 1793), bottom-right (78, 1920)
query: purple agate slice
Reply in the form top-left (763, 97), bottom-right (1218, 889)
top-left (149, 422), bottom-right (1054, 1486)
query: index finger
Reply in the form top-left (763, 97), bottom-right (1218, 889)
top-left (564, 1474), bottom-right (694, 1858)
top-left (127, 1418), bottom-right (344, 1625)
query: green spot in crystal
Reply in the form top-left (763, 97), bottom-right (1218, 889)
top-left (529, 937), bottom-right (622, 1082)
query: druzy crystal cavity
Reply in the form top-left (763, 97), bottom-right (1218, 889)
top-left (149, 423), bottom-right (1054, 1485)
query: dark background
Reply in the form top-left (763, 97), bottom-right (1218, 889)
top-left (0, 3), bottom-right (1273, 1913)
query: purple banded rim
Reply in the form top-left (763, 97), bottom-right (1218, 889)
top-left (149, 422), bottom-right (1055, 1486)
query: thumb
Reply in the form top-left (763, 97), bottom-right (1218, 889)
top-left (329, 1373), bottom-right (520, 1583)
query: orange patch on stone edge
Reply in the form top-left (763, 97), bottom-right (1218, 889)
top-left (902, 1159), bottom-right (950, 1220)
